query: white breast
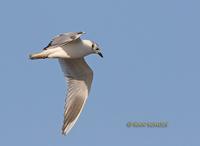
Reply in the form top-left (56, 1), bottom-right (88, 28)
top-left (47, 40), bottom-right (92, 59)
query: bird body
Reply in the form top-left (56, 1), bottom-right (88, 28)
top-left (29, 32), bottom-right (102, 135)
top-left (30, 39), bottom-right (95, 59)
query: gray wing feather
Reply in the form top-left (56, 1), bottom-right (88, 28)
top-left (43, 32), bottom-right (85, 50)
top-left (59, 58), bottom-right (93, 135)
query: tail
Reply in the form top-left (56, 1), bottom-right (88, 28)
top-left (29, 52), bottom-right (48, 60)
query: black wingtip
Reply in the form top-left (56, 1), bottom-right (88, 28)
top-left (77, 31), bottom-right (86, 34)
top-left (62, 131), bottom-right (66, 136)
top-left (43, 41), bottom-right (52, 50)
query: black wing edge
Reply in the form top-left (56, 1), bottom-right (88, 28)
top-left (43, 41), bottom-right (53, 50)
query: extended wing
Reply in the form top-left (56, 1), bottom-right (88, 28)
top-left (59, 58), bottom-right (93, 135)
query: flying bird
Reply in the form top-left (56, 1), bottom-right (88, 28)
top-left (29, 32), bottom-right (103, 135)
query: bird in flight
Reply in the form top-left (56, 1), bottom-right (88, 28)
top-left (29, 32), bottom-right (103, 135)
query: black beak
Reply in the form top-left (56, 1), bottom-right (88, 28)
top-left (98, 52), bottom-right (103, 58)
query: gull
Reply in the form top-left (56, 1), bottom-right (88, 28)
top-left (29, 32), bottom-right (103, 135)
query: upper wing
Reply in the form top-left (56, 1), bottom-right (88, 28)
top-left (59, 58), bottom-right (93, 135)
top-left (43, 32), bottom-right (85, 50)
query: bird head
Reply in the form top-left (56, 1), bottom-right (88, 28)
top-left (89, 41), bottom-right (103, 58)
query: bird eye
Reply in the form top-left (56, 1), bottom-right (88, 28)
top-left (92, 44), bottom-right (94, 48)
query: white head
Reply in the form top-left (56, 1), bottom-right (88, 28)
top-left (83, 40), bottom-right (103, 58)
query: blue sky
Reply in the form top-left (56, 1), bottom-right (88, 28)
top-left (0, 0), bottom-right (199, 145)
